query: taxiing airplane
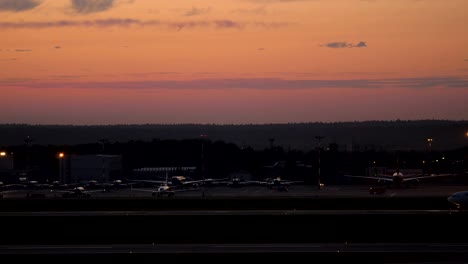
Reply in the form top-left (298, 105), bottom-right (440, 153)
top-left (448, 191), bottom-right (468, 211)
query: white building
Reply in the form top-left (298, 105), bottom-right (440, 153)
top-left (132, 167), bottom-right (196, 180)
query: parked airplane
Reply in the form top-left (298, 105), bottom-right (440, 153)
top-left (216, 176), bottom-right (302, 191)
top-left (260, 177), bottom-right (303, 188)
top-left (102, 180), bottom-right (139, 190)
top-left (52, 186), bottom-right (104, 198)
top-left (1, 180), bottom-right (53, 195)
top-left (14, 180), bottom-right (51, 190)
top-left (345, 169), bottom-right (453, 188)
top-left (50, 181), bottom-right (80, 190)
top-left (448, 191), bottom-right (468, 211)
top-left (226, 177), bottom-right (258, 187)
top-left (128, 175), bottom-right (227, 188)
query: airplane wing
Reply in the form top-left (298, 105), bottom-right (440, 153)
top-left (278, 181), bottom-right (303, 186)
top-left (132, 187), bottom-right (200, 193)
top-left (84, 189), bottom-right (107, 193)
top-left (126, 179), bottom-right (167, 185)
top-left (402, 173), bottom-right (454, 182)
top-left (49, 189), bottom-right (73, 193)
top-left (238, 180), bottom-right (269, 186)
top-left (202, 178), bottom-right (231, 183)
top-left (131, 188), bottom-right (155, 193)
top-left (344, 175), bottom-right (394, 182)
top-left (49, 188), bottom-right (105, 193)
top-left (182, 180), bottom-right (204, 185)
top-left (196, 178), bottom-right (256, 186)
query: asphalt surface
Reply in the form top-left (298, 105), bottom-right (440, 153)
top-left (2, 243), bottom-right (468, 254)
top-left (0, 209), bottom-right (456, 216)
top-left (2, 184), bottom-right (467, 199)
top-left (1, 186), bottom-right (468, 263)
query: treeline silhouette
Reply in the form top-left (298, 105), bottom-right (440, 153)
top-left (1, 120), bottom-right (467, 151)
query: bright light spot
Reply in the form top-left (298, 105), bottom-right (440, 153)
top-left (58, 153), bottom-right (64, 158)
top-left (0, 152), bottom-right (6, 156)
top-left (442, 157), bottom-right (445, 160)
top-left (422, 160), bottom-right (425, 164)
top-left (436, 160), bottom-right (439, 162)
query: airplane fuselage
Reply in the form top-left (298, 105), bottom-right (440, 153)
top-left (448, 191), bottom-right (468, 210)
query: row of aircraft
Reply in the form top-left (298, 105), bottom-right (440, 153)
top-left (1, 174), bottom-right (303, 198)
top-left (127, 173), bottom-right (304, 197)
top-left (3, 178), bottom-right (467, 212)
top-left (0, 179), bottom-right (137, 198)
top-left (0, 179), bottom-right (132, 192)
top-left (2, 169), bottom-right (467, 212)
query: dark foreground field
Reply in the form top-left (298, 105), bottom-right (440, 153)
top-left (1, 197), bottom-right (467, 263)
top-left (0, 195), bottom-right (457, 211)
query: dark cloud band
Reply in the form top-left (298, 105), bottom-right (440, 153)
top-left (71, 0), bottom-right (114, 14)
top-left (0, 19), bottom-right (288, 30)
top-left (0, 0), bottom-right (41, 12)
top-left (5, 77), bottom-right (468, 89)
top-left (322, 41), bottom-right (367, 48)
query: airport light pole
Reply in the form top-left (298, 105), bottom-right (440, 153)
top-left (58, 152), bottom-right (65, 183)
top-left (315, 136), bottom-right (325, 190)
top-left (24, 136), bottom-right (32, 181)
top-left (99, 139), bottom-right (108, 183)
top-left (200, 134), bottom-right (208, 197)
top-left (427, 138), bottom-right (433, 154)
top-left (427, 138), bottom-right (433, 175)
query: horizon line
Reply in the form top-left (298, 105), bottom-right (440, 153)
top-left (1, 119), bottom-right (468, 127)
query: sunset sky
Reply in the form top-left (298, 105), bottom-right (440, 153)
top-left (1, 0), bottom-right (467, 124)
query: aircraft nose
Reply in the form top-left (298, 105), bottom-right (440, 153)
top-left (447, 195), bottom-right (457, 204)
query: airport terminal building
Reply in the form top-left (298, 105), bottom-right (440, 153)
top-left (132, 167), bottom-right (197, 180)
top-left (59, 154), bottom-right (122, 184)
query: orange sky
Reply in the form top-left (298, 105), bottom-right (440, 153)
top-left (1, 0), bottom-right (467, 124)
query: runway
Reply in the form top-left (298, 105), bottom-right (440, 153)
top-left (0, 209), bottom-right (455, 216)
top-left (2, 243), bottom-right (468, 254)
